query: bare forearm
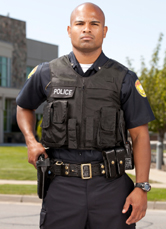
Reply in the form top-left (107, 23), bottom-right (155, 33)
top-left (129, 124), bottom-right (151, 182)
top-left (16, 105), bottom-right (47, 167)
top-left (133, 136), bottom-right (151, 183)
top-left (123, 124), bottom-right (151, 225)
top-left (16, 105), bottom-right (36, 145)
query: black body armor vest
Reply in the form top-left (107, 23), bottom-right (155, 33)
top-left (41, 56), bottom-right (128, 151)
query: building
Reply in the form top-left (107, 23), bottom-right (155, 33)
top-left (0, 15), bottom-right (58, 143)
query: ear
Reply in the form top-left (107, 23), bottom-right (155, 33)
top-left (103, 26), bottom-right (108, 38)
top-left (67, 26), bottom-right (71, 38)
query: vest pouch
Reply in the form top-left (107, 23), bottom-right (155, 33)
top-left (52, 100), bottom-right (68, 124)
top-left (41, 101), bottom-right (68, 147)
top-left (97, 107), bottom-right (117, 148)
top-left (85, 117), bottom-right (94, 148)
top-left (68, 119), bottom-right (78, 149)
top-left (41, 103), bottom-right (52, 145)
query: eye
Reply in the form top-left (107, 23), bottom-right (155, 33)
top-left (75, 22), bottom-right (84, 25)
top-left (91, 22), bottom-right (99, 26)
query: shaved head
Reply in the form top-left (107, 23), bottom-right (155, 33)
top-left (67, 2), bottom-right (108, 60)
top-left (70, 2), bottom-right (105, 26)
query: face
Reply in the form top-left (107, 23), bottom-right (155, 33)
top-left (67, 5), bottom-right (108, 53)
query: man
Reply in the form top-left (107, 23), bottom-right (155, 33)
top-left (16, 2), bottom-right (155, 229)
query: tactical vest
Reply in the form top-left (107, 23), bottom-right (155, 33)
top-left (41, 55), bottom-right (128, 151)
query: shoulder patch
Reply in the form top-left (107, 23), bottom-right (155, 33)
top-left (135, 80), bottom-right (146, 97)
top-left (28, 65), bottom-right (38, 79)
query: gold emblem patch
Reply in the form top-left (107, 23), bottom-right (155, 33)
top-left (28, 66), bottom-right (38, 79)
top-left (135, 80), bottom-right (146, 97)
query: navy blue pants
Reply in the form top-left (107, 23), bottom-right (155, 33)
top-left (40, 173), bottom-right (135, 229)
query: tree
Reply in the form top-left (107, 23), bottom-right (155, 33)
top-left (139, 33), bottom-right (166, 167)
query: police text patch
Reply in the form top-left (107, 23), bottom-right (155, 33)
top-left (50, 87), bottom-right (75, 98)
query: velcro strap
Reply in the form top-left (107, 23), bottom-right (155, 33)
top-left (53, 101), bottom-right (68, 124)
top-left (85, 117), bottom-right (94, 147)
top-left (68, 119), bottom-right (77, 149)
top-left (42, 103), bottom-right (52, 128)
top-left (115, 147), bottom-right (125, 175)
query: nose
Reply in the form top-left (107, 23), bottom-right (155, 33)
top-left (83, 23), bottom-right (91, 33)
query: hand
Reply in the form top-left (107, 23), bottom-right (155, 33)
top-left (27, 141), bottom-right (48, 169)
top-left (122, 188), bottom-right (147, 225)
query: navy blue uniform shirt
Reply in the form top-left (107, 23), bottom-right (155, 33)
top-left (16, 52), bottom-right (155, 163)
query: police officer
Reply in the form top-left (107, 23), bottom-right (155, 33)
top-left (16, 3), bottom-right (155, 229)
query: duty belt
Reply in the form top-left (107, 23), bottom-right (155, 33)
top-left (49, 161), bottom-right (106, 179)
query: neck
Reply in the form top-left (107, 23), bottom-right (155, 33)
top-left (73, 48), bottom-right (102, 64)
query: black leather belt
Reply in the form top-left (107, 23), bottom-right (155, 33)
top-left (49, 161), bottom-right (106, 179)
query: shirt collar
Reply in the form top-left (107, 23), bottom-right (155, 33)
top-left (68, 51), bottom-right (109, 71)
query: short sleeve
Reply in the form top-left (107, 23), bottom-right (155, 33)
top-left (121, 71), bottom-right (155, 129)
top-left (16, 62), bottom-right (51, 109)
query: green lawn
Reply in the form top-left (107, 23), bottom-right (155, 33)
top-left (0, 184), bottom-right (165, 201)
top-left (0, 184), bottom-right (37, 195)
top-left (127, 174), bottom-right (135, 182)
top-left (0, 146), bottom-right (37, 180)
top-left (0, 146), bottom-right (163, 183)
top-left (148, 188), bottom-right (166, 201)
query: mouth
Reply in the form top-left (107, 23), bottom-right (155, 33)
top-left (81, 36), bottom-right (94, 40)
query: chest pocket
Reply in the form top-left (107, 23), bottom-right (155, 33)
top-left (97, 107), bottom-right (117, 148)
top-left (41, 85), bottom-right (76, 147)
top-left (41, 100), bottom-right (68, 147)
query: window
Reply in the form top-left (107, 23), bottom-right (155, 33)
top-left (4, 99), bottom-right (20, 132)
top-left (4, 99), bottom-right (11, 132)
top-left (0, 56), bottom-right (11, 87)
top-left (26, 66), bottom-right (34, 79)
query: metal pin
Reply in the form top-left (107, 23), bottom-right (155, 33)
top-left (102, 170), bottom-right (106, 174)
top-left (101, 164), bottom-right (105, 169)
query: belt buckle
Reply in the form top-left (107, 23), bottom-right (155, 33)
top-left (81, 163), bottom-right (92, 179)
top-left (55, 161), bottom-right (63, 165)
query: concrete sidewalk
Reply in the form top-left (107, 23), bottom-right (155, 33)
top-left (0, 180), bottom-right (37, 185)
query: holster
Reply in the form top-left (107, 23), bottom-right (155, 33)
top-left (124, 141), bottom-right (134, 170)
top-left (119, 109), bottom-right (134, 170)
top-left (36, 155), bottom-right (54, 199)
